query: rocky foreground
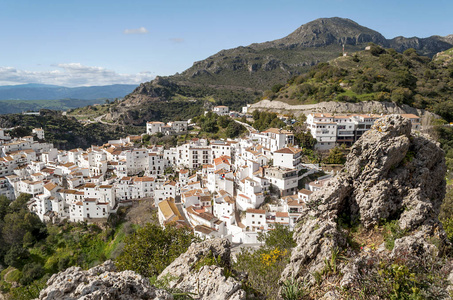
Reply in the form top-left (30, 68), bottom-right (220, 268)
top-left (281, 114), bottom-right (451, 298)
top-left (37, 239), bottom-right (246, 300)
top-left (37, 115), bottom-right (452, 299)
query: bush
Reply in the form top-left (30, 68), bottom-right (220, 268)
top-left (341, 252), bottom-right (452, 299)
top-left (115, 223), bottom-right (197, 278)
top-left (257, 224), bottom-right (296, 249)
top-left (234, 247), bottom-right (289, 299)
top-left (383, 220), bottom-right (406, 250)
top-left (20, 263), bottom-right (44, 285)
top-left (5, 245), bottom-right (29, 268)
top-left (324, 146), bottom-right (346, 164)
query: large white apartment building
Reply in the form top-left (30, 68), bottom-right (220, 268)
top-left (307, 113), bottom-right (421, 150)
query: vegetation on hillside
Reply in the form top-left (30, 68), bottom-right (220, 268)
top-left (192, 112), bottom-right (247, 139)
top-left (251, 110), bottom-right (286, 132)
top-left (0, 194), bottom-right (133, 299)
top-left (266, 45), bottom-right (453, 122)
top-left (433, 125), bottom-right (453, 177)
top-left (0, 110), bottom-right (143, 150)
top-left (0, 196), bottom-right (167, 300)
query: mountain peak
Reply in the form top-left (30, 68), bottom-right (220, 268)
top-left (276, 17), bottom-right (388, 48)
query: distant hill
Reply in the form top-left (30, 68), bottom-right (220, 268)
top-left (0, 84), bottom-right (137, 100)
top-left (161, 17), bottom-right (453, 90)
top-left (76, 17), bottom-right (453, 125)
top-left (0, 99), bottom-right (105, 115)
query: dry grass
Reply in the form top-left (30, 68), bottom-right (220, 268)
top-left (349, 225), bottom-right (385, 252)
top-left (124, 198), bottom-right (158, 226)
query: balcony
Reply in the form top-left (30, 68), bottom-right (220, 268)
top-left (338, 131), bottom-right (354, 136)
top-left (266, 216), bottom-right (276, 222)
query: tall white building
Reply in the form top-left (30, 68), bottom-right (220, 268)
top-left (306, 113), bottom-right (421, 150)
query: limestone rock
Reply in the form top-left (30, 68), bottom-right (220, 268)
top-left (37, 260), bottom-right (172, 300)
top-left (281, 213), bottom-right (346, 283)
top-left (38, 239), bottom-right (246, 300)
top-left (158, 238), bottom-right (246, 300)
top-left (249, 100), bottom-right (438, 127)
top-left (281, 114), bottom-right (447, 283)
top-left (391, 231), bottom-right (439, 260)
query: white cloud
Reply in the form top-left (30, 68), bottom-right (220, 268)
top-left (170, 38), bottom-right (184, 43)
top-left (0, 64), bottom-right (155, 87)
top-left (123, 27), bottom-right (149, 34)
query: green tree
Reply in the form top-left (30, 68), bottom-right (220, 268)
top-left (115, 223), bottom-right (198, 277)
top-left (9, 193), bottom-right (32, 213)
top-left (3, 209), bottom-right (46, 246)
top-left (271, 83), bottom-right (284, 93)
top-left (217, 115), bottom-right (231, 128)
top-left (226, 122), bottom-right (245, 138)
top-left (20, 263), bottom-right (45, 285)
top-left (257, 224), bottom-right (296, 249)
top-left (4, 244), bottom-right (29, 268)
top-left (0, 195), bottom-right (10, 220)
top-left (201, 119), bottom-right (218, 133)
top-left (324, 146), bottom-right (346, 164)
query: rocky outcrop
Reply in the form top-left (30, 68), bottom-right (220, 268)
top-left (37, 260), bottom-right (173, 300)
top-left (158, 238), bottom-right (246, 300)
top-left (281, 115), bottom-right (447, 283)
top-left (249, 99), bottom-right (439, 127)
top-left (38, 239), bottom-right (246, 300)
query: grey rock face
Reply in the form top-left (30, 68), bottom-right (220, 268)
top-left (37, 260), bottom-right (173, 300)
top-left (158, 238), bottom-right (246, 300)
top-left (281, 115), bottom-right (447, 283)
top-left (38, 239), bottom-right (246, 300)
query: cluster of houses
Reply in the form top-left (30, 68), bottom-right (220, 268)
top-left (0, 107), bottom-right (423, 244)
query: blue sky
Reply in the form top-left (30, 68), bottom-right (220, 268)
top-left (0, 0), bottom-right (452, 86)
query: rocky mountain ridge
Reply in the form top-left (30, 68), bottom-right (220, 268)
top-left (105, 17), bottom-right (453, 126)
top-left (171, 17), bottom-right (453, 90)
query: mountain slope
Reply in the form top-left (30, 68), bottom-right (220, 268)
top-left (0, 84), bottom-right (137, 100)
top-left (263, 45), bottom-right (453, 121)
top-left (169, 17), bottom-right (452, 91)
top-left (95, 17), bottom-right (452, 125)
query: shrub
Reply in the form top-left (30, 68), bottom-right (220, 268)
top-left (20, 263), bottom-right (44, 286)
top-left (234, 247), bottom-right (289, 299)
top-left (383, 220), bottom-right (406, 250)
top-left (281, 277), bottom-right (306, 300)
top-left (115, 223), bottom-right (197, 278)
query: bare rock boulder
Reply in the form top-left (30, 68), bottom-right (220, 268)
top-left (281, 114), bottom-right (447, 283)
top-left (37, 260), bottom-right (173, 300)
top-left (158, 238), bottom-right (246, 300)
